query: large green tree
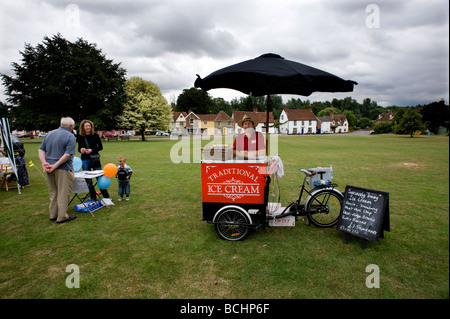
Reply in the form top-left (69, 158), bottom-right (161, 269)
top-left (393, 107), bottom-right (425, 137)
top-left (117, 77), bottom-right (172, 141)
top-left (317, 107), bottom-right (342, 117)
top-left (1, 33), bottom-right (126, 131)
top-left (176, 87), bottom-right (213, 114)
top-left (419, 100), bottom-right (449, 133)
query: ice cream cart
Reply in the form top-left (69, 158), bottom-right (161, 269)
top-left (201, 146), bottom-right (344, 241)
top-left (201, 156), bottom-right (269, 241)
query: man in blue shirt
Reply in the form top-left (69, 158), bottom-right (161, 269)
top-left (39, 117), bottom-right (77, 223)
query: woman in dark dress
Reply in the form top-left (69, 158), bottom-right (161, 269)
top-left (15, 154), bottom-right (29, 187)
top-left (77, 120), bottom-right (110, 201)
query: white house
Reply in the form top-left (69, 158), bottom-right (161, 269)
top-left (279, 107), bottom-right (318, 134)
top-left (317, 117), bottom-right (332, 134)
top-left (171, 111), bottom-right (188, 133)
top-left (326, 110), bottom-right (348, 133)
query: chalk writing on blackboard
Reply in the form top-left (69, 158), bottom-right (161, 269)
top-left (337, 185), bottom-right (390, 243)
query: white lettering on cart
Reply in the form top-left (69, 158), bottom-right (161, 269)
top-left (207, 168), bottom-right (259, 183)
top-left (224, 184), bottom-right (259, 195)
top-left (207, 183), bottom-right (259, 196)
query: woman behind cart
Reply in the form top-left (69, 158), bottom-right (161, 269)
top-left (77, 119), bottom-right (111, 201)
top-left (233, 114), bottom-right (266, 159)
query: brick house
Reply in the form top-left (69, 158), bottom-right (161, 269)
top-left (232, 110), bottom-right (275, 134)
top-left (376, 109), bottom-right (395, 123)
top-left (185, 112), bottom-right (201, 135)
top-left (185, 111), bottom-right (234, 135)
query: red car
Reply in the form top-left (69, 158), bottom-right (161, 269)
top-left (103, 131), bottom-right (118, 137)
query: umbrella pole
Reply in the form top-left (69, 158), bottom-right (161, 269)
top-left (265, 95), bottom-right (270, 160)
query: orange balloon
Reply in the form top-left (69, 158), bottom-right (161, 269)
top-left (103, 163), bottom-right (118, 178)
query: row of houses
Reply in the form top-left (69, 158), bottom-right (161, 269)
top-left (172, 107), bottom-right (349, 136)
top-left (279, 108), bottom-right (348, 134)
top-left (15, 107), bottom-right (352, 138)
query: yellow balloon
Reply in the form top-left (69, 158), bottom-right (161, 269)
top-left (103, 163), bottom-right (118, 178)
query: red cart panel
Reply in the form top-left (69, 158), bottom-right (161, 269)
top-left (201, 162), bottom-right (266, 204)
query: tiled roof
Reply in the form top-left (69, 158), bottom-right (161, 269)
top-left (282, 107), bottom-right (317, 121)
top-left (325, 113), bottom-right (347, 127)
top-left (232, 111), bottom-right (274, 123)
top-left (214, 110), bottom-right (233, 121)
top-left (194, 112), bottom-right (232, 121)
top-left (172, 111), bottom-right (187, 121)
top-left (197, 114), bottom-right (217, 121)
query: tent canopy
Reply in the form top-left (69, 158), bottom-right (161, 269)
top-left (0, 104), bottom-right (21, 193)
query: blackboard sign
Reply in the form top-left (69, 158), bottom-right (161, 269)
top-left (337, 185), bottom-right (390, 243)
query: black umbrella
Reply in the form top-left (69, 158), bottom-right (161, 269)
top-left (194, 53), bottom-right (357, 156)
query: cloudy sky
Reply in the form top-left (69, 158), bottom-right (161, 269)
top-left (1, 0), bottom-right (449, 107)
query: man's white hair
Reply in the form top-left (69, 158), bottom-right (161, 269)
top-left (60, 117), bottom-right (75, 128)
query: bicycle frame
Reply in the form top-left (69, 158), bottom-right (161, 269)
top-left (270, 172), bottom-right (340, 220)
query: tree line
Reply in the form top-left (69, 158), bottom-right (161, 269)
top-left (175, 87), bottom-right (449, 133)
top-left (371, 100), bottom-right (449, 137)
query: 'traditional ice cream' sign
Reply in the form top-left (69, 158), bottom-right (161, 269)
top-left (201, 163), bottom-right (266, 204)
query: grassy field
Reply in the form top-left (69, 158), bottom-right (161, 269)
top-left (0, 134), bottom-right (448, 299)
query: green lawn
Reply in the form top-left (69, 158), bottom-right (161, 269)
top-left (1, 134), bottom-right (448, 299)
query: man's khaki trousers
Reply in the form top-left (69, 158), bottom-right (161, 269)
top-left (46, 169), bottom-right (74, 222)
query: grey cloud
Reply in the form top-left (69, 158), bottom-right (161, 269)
top-left (0, 0), bottom-right (448, 107)
top-left (133, 6), bottom-right (238, 58)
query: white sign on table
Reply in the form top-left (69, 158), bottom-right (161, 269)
top-left (72, 170), bottom-right (104, 193)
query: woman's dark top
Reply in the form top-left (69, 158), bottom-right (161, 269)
top-left (77, 133), bottom-right (104, 160)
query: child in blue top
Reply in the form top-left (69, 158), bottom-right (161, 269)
top-left (116, 156), bottom-right (133, 201)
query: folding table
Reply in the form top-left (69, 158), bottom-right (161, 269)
top-left (69, 170), bottom-right (104, 216)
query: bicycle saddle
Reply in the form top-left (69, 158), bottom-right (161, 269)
top-left (300, 168), bottom-right (316, 176)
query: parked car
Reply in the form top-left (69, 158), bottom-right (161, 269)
top-left (104, 132), bottom-right (118, 137)
top-left (156, 131), bottom-right (170, 136)
top-left (38, 133), bottom-right (47, 137)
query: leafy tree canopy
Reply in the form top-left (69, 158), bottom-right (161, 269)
top-left (1, 33), bottom-right (126, 131)
top-left (317, 107), bottom-right (342, 117)
top-left (176, 88), bottom-right (213, 114)
top-left (393, 108), bottom-right (425, 137)
top-left (419, 100), bottom-right (449, 133)
top-left (117, 77), bottom-right (172, 141)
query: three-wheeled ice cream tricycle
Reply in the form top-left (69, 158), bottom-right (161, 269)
top-left (201, 152), bottom-right (344, 241)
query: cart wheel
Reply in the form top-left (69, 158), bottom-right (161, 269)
top-left (306, 189), bottom-right (343, 228)
top-left (214, 208), bottom-right (251, 241)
